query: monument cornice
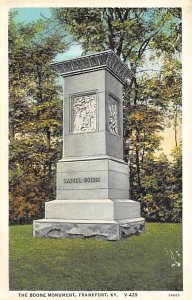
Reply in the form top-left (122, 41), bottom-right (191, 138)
top-left (51, 50), bottom-right (132, 84)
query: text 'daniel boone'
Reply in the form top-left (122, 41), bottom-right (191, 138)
top-left (63, 177), bottom-right (101, 184)
top-left (72, 93), bottom-right (97, 133)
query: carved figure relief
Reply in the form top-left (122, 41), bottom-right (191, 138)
top-left (108, 96), bottom-right (119, 135)
top-left (72, 94), bottom-right (97, 133)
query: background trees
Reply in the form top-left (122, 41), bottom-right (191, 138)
top-left (9, 8), bottom-right (182, 224)
top-left (9, 13), bottom-right (66, 224)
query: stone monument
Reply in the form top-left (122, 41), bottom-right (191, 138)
top-left (33, 50), bottom-right (145, 240)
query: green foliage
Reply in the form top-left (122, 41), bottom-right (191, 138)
top-left (9, 223), bottom-right (182, 291)
top-left (51, 8), bottom-right (181, 61)
top-left (132, 145), bottom-right (182, 222)
top-left (9, 136), bottom-right (61, 224)
top-left (9, 13), bottom-right (65, 224)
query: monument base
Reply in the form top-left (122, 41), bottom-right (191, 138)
top-left (33, 198), bottom-right (145, 240)
top-left (33, 218), bottom-right (145, 241)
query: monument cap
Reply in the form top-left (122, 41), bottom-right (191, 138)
top-left (51, 49), bottom-right (131, 84)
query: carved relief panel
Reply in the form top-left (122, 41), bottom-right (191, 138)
top-left (71, 93), bottom-right (97, 134)
top-left (108, 94), bottom-right (120, 136)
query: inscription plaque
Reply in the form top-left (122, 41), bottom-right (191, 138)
top-left (72, 93), bottom-right (97, 133)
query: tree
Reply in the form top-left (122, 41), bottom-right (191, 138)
top-left (51, 8), bottom-right (181, 61)
top-left (159, 57), bottom-right (182, 147)
top-left (9, 12), bottom-right (67, 224)
top-left (137, 145), bottom-right (182, 223)
top-left (169, 144), bottom-right (182, 221)
top-left (139, 153), bottom-right (172, 221)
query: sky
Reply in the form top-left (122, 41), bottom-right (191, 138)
top-left (11, 7), bottom-right (52, 23)
top-left (11, 7), bottom-right (83, 61)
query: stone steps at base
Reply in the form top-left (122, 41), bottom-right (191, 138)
top-left (45, 199), bottom-right (141, 220)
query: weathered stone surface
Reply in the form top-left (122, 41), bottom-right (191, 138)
top-left (120, 221), bottom-right (145, 237)
top-left (33, 219), bottom-right (145, 241)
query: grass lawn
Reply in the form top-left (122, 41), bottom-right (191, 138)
top-left (9, 223), bottom-right (182, 291)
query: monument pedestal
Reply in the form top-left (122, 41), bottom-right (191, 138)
top-left (33, 50), bottom-right (145, 240)
top-left (33, 156), bottom-right (145, 240)
top-left (33, 218), bottom-right (144, 241)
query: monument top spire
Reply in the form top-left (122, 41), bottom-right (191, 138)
top-left (51, 49), bottom-right (131, 84)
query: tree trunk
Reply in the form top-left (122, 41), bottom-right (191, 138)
top-left (46, 128), bottom-right (52, 175)
top-left (174, 105), bottom-right (178, 147)
top-left (136, 148), bottom-right (141, 192)
top-left (9, 122), bottom-right (15, 141)
top-left (46, 128), bottom-right (51, 150)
